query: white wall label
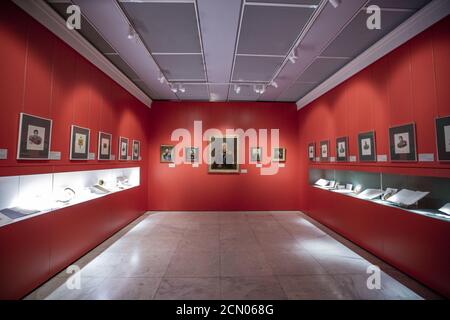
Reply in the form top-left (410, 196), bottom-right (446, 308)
top-left (88, 153), bottom-right (95, 160)
top-left (139, 156), bottom-right (142, 161)
top-left (278, 163), bottom-right (285, 168)
top-left (168, 163), bottom-right (176, 168)
top-left (127, 156), bottom-right (131, 161)
top-left (49, 151), bottom-right (61, 160)
top-left (419, 153), bottom-right (434, 162)
top-left (315, 157), bottom-right (320, 162)
top-left (0, 149), bottom-right (7, 160)
top-left (256, 163), bottom-right (262, 168)
top-left (240, 169), bottom-right (248, 174)
top-left (111, 154), bottom-right (116, 160)
top-left (350, 156), bottom-right (357, 162)
top-left (330, 157), bottom-right (336, 162)
top-left (377, 154), bottom-right (387, 162)
top-left (192, 163), bottom-right (199, 168)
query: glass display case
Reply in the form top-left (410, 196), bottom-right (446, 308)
top-left (309, 168), bottom-right (450, 222)
top-left (0, 167), bottom-right (140, 228)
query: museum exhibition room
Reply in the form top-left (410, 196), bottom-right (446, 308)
top-left (0, 0), bottom-right (449, 305)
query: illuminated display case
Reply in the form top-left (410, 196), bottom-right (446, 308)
top-left (309, 168), bottom-right (450, 222)
top-left (0, 167), bottom-right (140, 228)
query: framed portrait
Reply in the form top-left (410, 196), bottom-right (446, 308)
top-left (336, 137), bottom-right (348, 162)
top-left (17, 113), bottom-right (52, 160)
top-left (208, 136), bottom-right (239, 173)
top-left (185, 146), bottom-right (199, 163)
top-left (250, 147), bottom-right (262, 162)
top-left (70, 125), bottom-right (90, 160)
top-left (160, 145), bottom-right (174, 163)
top-left (119, 137), bottom-right (129, 161)
top-left (308, 143), bottom-right (315, 161)
top-left (389, 123), bottom-right (417, 162)
top-left (272, 147), bottom-right (286, 162)
top-left (320, 140), bottom-right (329, 162)
top-left (436, 116), bottom-right (450, 161)
top-left (132, 140), bottom-right (140, 161)
top-left (98, 132), bottom-right (112, 160)
top-left (358, 131), bottom-right (376, 162)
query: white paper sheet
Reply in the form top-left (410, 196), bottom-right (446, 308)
top-left (358, 189), bottom-right (384, 200)
top-left (315, 179), bottom-right (329, 187)
top-left (439, 203), bottom-right (450, 215)
top-left (387, 189), bottom-right (429, 207)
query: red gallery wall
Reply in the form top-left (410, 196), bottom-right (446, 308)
top-left (0, 2), bottom-right (150, 299)
top-left (297, 16), bottom-right (450, 298)
top-left (147, 101), bottom-right (299, 211)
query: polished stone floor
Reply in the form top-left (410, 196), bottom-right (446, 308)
top-left (25, 211), bottom-right (441, 300)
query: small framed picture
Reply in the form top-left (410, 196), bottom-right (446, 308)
top-left (160, 145), bottom-right (175, 163)
top-left (185, 146), bottom-right (199, 163)
top-left (389, 123), bottom-right (417, 162)
top-left (320, 140), bottom-right (329, 162)
top-left (70, 125), bottom-right (90, 160)
top-left (250, 147), bottom-right (262, 162)
top-left (308, 143), bottom-right (315, 161)
top-left (336, 137), bottom-right (348, 162)
top-left (436, 115), bottom-right (450, 161)
top-left (132, 140), bottom-right (140, 161)
top-left (119, 137), bottom-right (129, 161)
top-left (358, 131), bottom-right (376, 162)
top-left (17, 113), bottom-right (52, 160)
top-left (209, 136), bottom-right (239, 173)
top-left (98, 132), bottom-right (112, 160)
top-left (272, 147), bottom-right (286, 162)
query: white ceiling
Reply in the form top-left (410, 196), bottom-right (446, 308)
top-left (46, 0), bottom-right (434, 102)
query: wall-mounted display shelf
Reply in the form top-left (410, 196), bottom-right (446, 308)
top-left (309, 168), bottom-right (450, 223)
top-left (0, 167), bottom-right (140, 228)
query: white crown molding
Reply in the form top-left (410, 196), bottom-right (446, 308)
top-left (12, 0), bottom-right (152, 108)
top-left (296, 0), bottom-right (450, 110)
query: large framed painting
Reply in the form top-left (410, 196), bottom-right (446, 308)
top-left (436, 116), bottom-right (450, 161)
top-left (119, 137), bottom-right (129, 161)
top-left (389, 123), bottom-right (417, 162)
top-left (272, 147), bottom-right (286, 162)
top-left (98, 132), bottom-right (112, 160)
top-left (308, 143), bottom-right (315, 161)
top-left (132, 140), bottom-right (140, 161)
top-left (208, 135), bottom-right (239, 173)
top-left (185, 146), bottom-right (199, 163)
top-left (70, 125), bottom-right (90, 160)
top-left (336, 137), bottom-right (348, 162)
top-left (320, 140), bottom-right (329, 162)
top-left (17, 113), bottom-right (52, 160)
top-left (358, 131), bottom-right (376, 162)
top-left (160, 145), bottom-right (174, 163)
top-left (250, 147), bottom-right (262, 162)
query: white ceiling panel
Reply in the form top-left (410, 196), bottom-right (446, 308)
top-left (228, 84), bottom-right (261, 101)
top-left (321, 9), bottom-right (416, 58)
top-left (233, 56), bottom-right (284, 81)
top-left (237, 5), bottom-right (315, 55)
top-left (296, 57), bottom-right (350, 83)
top-left (277, 81), bottom-right (317, 101)
top-left (120, 2), bottom-right (201, 54)
top-left (367, 0), bottom-right (432, 9)
top-left (154, 54), bottom-right (206, 81)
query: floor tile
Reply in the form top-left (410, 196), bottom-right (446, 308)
top-left (155, 277), bottom-right (220, 300)
top-left (221, 277), bottom-right (287, 300)
top-left (165, 250), bottom-right (220, 277)
top-left (278, 275), bottom-right (352, 300)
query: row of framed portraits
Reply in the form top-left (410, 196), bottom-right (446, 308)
top-left (308, 117), bottom-right (450, 162)
top-left (17, 113), bottom-right (141, 161)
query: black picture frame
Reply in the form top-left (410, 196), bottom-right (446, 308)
top-left (320, 140), bottom-right (329, 162)
top-left (358, 131), bottom-right (376, 162)
top-left (308, 143), bottom-right (315, 161)
top-left (389, 123), bottom-right (417, 162)
top-left (436, 115), bottom-right (450, 162)
top-left (336, 137), bottom-right (348, 162)
top-left (17, 113), bottom-right (52, 160)
top-left (185, 146), bottom-right (199, 163)
top-left (132, 140), bottom-right (140, 161)
top-left (160, 145), bottom-right (175, 163)
top-left (98, 132), bottom-right (112, 160)
top-left (70, 125), bottom-right (90, 160)
top-left (272, 147), bottom-right (286, 162)
top-left (250, 147), bottom-right (262, 162)
top-left (119, 137), bottom-right (129, 161)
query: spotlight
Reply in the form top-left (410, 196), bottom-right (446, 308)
top-left (234, 84), bottom-right (241, 94)
top-left (157, 72), bottom-right (165, 84)
top-left (270, 81), bottom-right (278, 88)
top-left (259, 85), bottom-right (266, 94)
top-left (170, 85), bottom-right (178, 93)
top-left (253, 84), bottom-right (260, 94)
top-left (127, 25), bottom-right (136, 40)
top-left (288, 51), bottom-right (298, 64)
top-left (178, 84), bottom-right (186, 93)
top-left (329, 0), bottom-right (340, 8)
